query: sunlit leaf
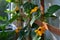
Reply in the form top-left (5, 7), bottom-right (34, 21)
top-left (6, 0), bottom-right (11, 2)
top-left (0, 16), bottom-right (7, 21)
top-left (6, 0), bottom-right (15, 2)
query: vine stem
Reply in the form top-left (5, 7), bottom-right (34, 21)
top-left (28, 0), bottom-right (31, 2)
top-left (40, 0), bottom-right (45, 40)
top-left (15, 0), bottom-right (24, 40)
top-left (27, 0), bottom-right (32, 40)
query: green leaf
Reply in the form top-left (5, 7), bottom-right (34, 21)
top-left (31, 29), bottom-right (41, 40)
top-left (44, 13), bottom-right (57, 18)
top-left (23, 2), bottom-right (38, 14)
top-left (6, 0), bottom-right (15, 2)
top-left (0, 16), bottom-right (7, 21)
top-left (50, 15), bottom-right (57, 19)
top-left (33, 35), bottom-right (41, 40)
top-left (8, 14), bottom-right (19, 24)
top-left (4, 13), bottom-right (20, 27)
top-left (5, 9), bottom-right (11, 13)
top-left (0, 31), bottom-right (15, 40)
top-left (31, 23), bottom-right (39, 29)
top-left (44, 13), bottom-right (51, 17)
top-left (19, 29), bottom-right (28, 40)
top-left (47, 5), bottom-right (60, 14)
top-left (50, 15), bottom-right (57, 17)
top-left (44, 5), bottom-right (60, 18)
top-left (30, 9), bottom-right (41, 26)
top-left (30, 16), bottom-right (36, 26)
top-left (0, 13), bottom-right (20, 31)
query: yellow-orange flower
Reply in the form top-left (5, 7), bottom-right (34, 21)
top-left (34, 7), bottom-right (38, 11)
top-left (15, 6), bottom-right (19, 11)
top-left (30, 6), bottom-right (38, 14)
top-left (35, 26), bottom-right (46, 36)
top-left (15, 27), bottom-right (22, 33)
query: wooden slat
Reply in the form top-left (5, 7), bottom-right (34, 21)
top-left (40, 0), bottom-right (45, 40)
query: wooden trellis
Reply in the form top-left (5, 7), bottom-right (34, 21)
top-left (40, 0), bottom-right (45, 40)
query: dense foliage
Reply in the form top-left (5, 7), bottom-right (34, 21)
top-left (0, 0), bottom-right (60, 40)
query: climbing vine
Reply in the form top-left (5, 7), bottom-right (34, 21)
top-left (0, 0), bottom-right (60, 40)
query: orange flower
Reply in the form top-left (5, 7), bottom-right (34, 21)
top-left (15, 27), bottom-right (22, 33)
top-left (15, 29), bottom-right (19, 33)
top-left (35, 26), bottom-right (46, 36)
top-left (30, 7), bottom-right (38, 14)
top-left (15, 6), bottom-right (19, 11)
